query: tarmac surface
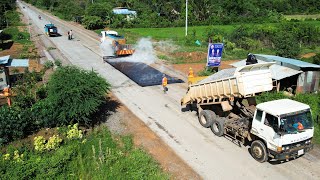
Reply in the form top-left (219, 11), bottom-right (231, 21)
top-left (106, 60), bottom-right (184, 86)
top-left (18, 1), bottom-right (320, 179)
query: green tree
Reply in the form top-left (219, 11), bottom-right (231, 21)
top-left (272, 31), bottom-right (300, 58)
top-left (82, 16), bottom-right (104, 30)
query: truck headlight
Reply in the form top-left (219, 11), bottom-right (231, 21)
top-left (282, 146), bottom-right (289, 150)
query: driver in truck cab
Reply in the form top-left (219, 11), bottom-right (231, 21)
top-left (293, 119), bottom-right (304, 130)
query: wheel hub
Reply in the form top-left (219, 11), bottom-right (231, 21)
top-left (200, 116), bottom-right (207, 124)
top-left (253, 146), bottom-right (263, 158)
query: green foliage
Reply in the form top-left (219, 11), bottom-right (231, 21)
top-left (66, 123), bottom-right (83, 140)
top-left (46, 135), bottom-right (63, 151)
top-left (236, 37), bottom-right (262, 50)
top-left (197, 67), bottom-right (216, 76)
top-left (0, 128), bottom-right (168, 179)
top-left (313, 54), bottom-right (320, 65)
top-left (3, 27), bottom-right (31, 44)
top-left (40, 66), bottom-right (110, 126)
top-left (272, 31), bottom-right (300, 58)
top-left (157, 55), bottom-right (169, 60)
top-left (33, 136), bottom-right (46, 152)
top-left (0, 106), bottom-right (34, 146)
top-left (82, 16), bottom-right (104, 30)
top-left (85, 3), bottom-right (112, 20)
top-left (44, 61), bottom-right (54, 70)
top-left (54, 59), bottom-right (62, 67)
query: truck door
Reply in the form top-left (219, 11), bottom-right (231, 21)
top-left (251, 110), bottom-right (280, 152)
top-left (261, 113), bottom-right (280, 152)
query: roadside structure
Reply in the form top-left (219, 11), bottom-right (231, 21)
top-left (0, 55), bottom-right (29, 90)
top-left (112, 7), bottom-right (137, 21)
top-left (231, 54), bottom-right (320, 93)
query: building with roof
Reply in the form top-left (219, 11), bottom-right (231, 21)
top-left (0, 55), bottom-right (29, 90)
top-left (112, 7), bottom-right (137, 21)
top-left (231, 54), bottom-right (320, 93)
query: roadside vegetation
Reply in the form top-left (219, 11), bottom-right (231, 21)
top-left (1, 1), bottom-right (168, 177)
top-left (0, 64), bottom-right (168, 178)
top-left (0, 0), bottom-right (37, 59)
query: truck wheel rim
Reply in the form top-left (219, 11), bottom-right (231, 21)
top-left (200, 116), bottom-right (207, 124)
top-left (213, 123), bottom-right (219, 132)
top-left (253, 146), bottom-right (262, 158)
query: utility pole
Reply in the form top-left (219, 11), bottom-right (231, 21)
top-left (185, 0), bottom-right (188, 36)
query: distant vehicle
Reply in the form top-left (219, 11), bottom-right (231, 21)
top-left (100, 30), bottom-right (134, 61)
top-left (44, 23), bottom-right (58, 37)
top-left (181, 63), bottom-right (314, 163)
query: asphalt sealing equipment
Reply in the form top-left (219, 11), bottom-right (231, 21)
top-left (106, 61), bottom-right (184, 87)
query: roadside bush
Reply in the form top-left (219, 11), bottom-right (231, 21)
top-left (313, 54), bottom-right (320, 65)
top-left (42, 66), bottom-right (110, 126)
top-left (272, 31), bottom-right (300, 58)
top-left (236, 37), bottom-right (262, 50)
top-left (0, 107), bottom-right (34, 146)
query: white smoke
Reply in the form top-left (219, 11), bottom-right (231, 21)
top-left (102, 37), bottom-right (157, 65)
top-left (153, 40), bottom-right (179, 53)
top-left (127, 37), bottom-right (157, 64)
top-left (100, 38), bottom-right (114, 57)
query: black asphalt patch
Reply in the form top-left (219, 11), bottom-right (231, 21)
top-left (106, 61), bottom-right (184, 87)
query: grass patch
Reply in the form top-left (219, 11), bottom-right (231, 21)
top-left (0, 126), bottom-right (169, 179)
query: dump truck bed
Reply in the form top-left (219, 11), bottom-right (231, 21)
top-left (181, 63), bottom-right (274, 105)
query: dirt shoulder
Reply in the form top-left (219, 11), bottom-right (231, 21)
top-left (105, 94), bottom-right (201, 179)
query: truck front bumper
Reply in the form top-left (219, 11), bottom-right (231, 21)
top-left (270, 143), bottom-right (313, 160)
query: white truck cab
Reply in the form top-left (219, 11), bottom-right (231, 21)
top-left (100, 30), bottom-right (120, 43)
top-left (251, 99), bottom-right (313, 161)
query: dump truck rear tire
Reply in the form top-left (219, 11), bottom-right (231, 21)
top-left (251, 140), bottom-right (268, 163)
top-left (211, 117), bottom-right (225, 137)
top-left (198, 110), bottom-right (213, 128)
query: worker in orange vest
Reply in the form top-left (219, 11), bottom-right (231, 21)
top-left (188, 67), bottom-right (194, 78)
top-left (2, 85), bottom-right (11, 107)
top-left (162, 74), bottom-right (168, 94)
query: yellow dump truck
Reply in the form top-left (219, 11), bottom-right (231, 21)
top-left (100, 30), bottom-right (134, 60)
top-left (181, 63), bottom-right (314, 163)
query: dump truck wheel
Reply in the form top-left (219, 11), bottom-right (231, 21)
top-left (251, 140), bottom-right (268, 163)
top-left (198, 110), bottom-right (213, 128)
top-left (210, 117), bottom-right (225, 137)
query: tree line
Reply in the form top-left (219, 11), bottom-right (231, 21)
top-left (0, 0), bottom-right (18, 29)
top-left (23, 0), bottom-right (320, 29)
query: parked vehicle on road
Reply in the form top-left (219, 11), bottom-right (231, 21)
top-left (44, 23), bottom-right (58, 37)
top-left (181, 63), bottom-right (314, 162)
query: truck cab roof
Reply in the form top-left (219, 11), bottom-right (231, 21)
top-left (256, 99), bottom-right (310, 116)
top-left (45, 24), bottom-right (56, 28)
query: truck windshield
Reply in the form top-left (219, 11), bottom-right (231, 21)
top-left (280, 110), bottom-right (313, 134)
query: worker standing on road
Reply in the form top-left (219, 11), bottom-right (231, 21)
top-left (69, 30), bottom-right (73, 40)
top-left (162, 74), bottom-right (168, 94)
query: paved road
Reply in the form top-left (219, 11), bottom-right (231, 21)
top-left (18, 1), bottom-right (320, 179)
